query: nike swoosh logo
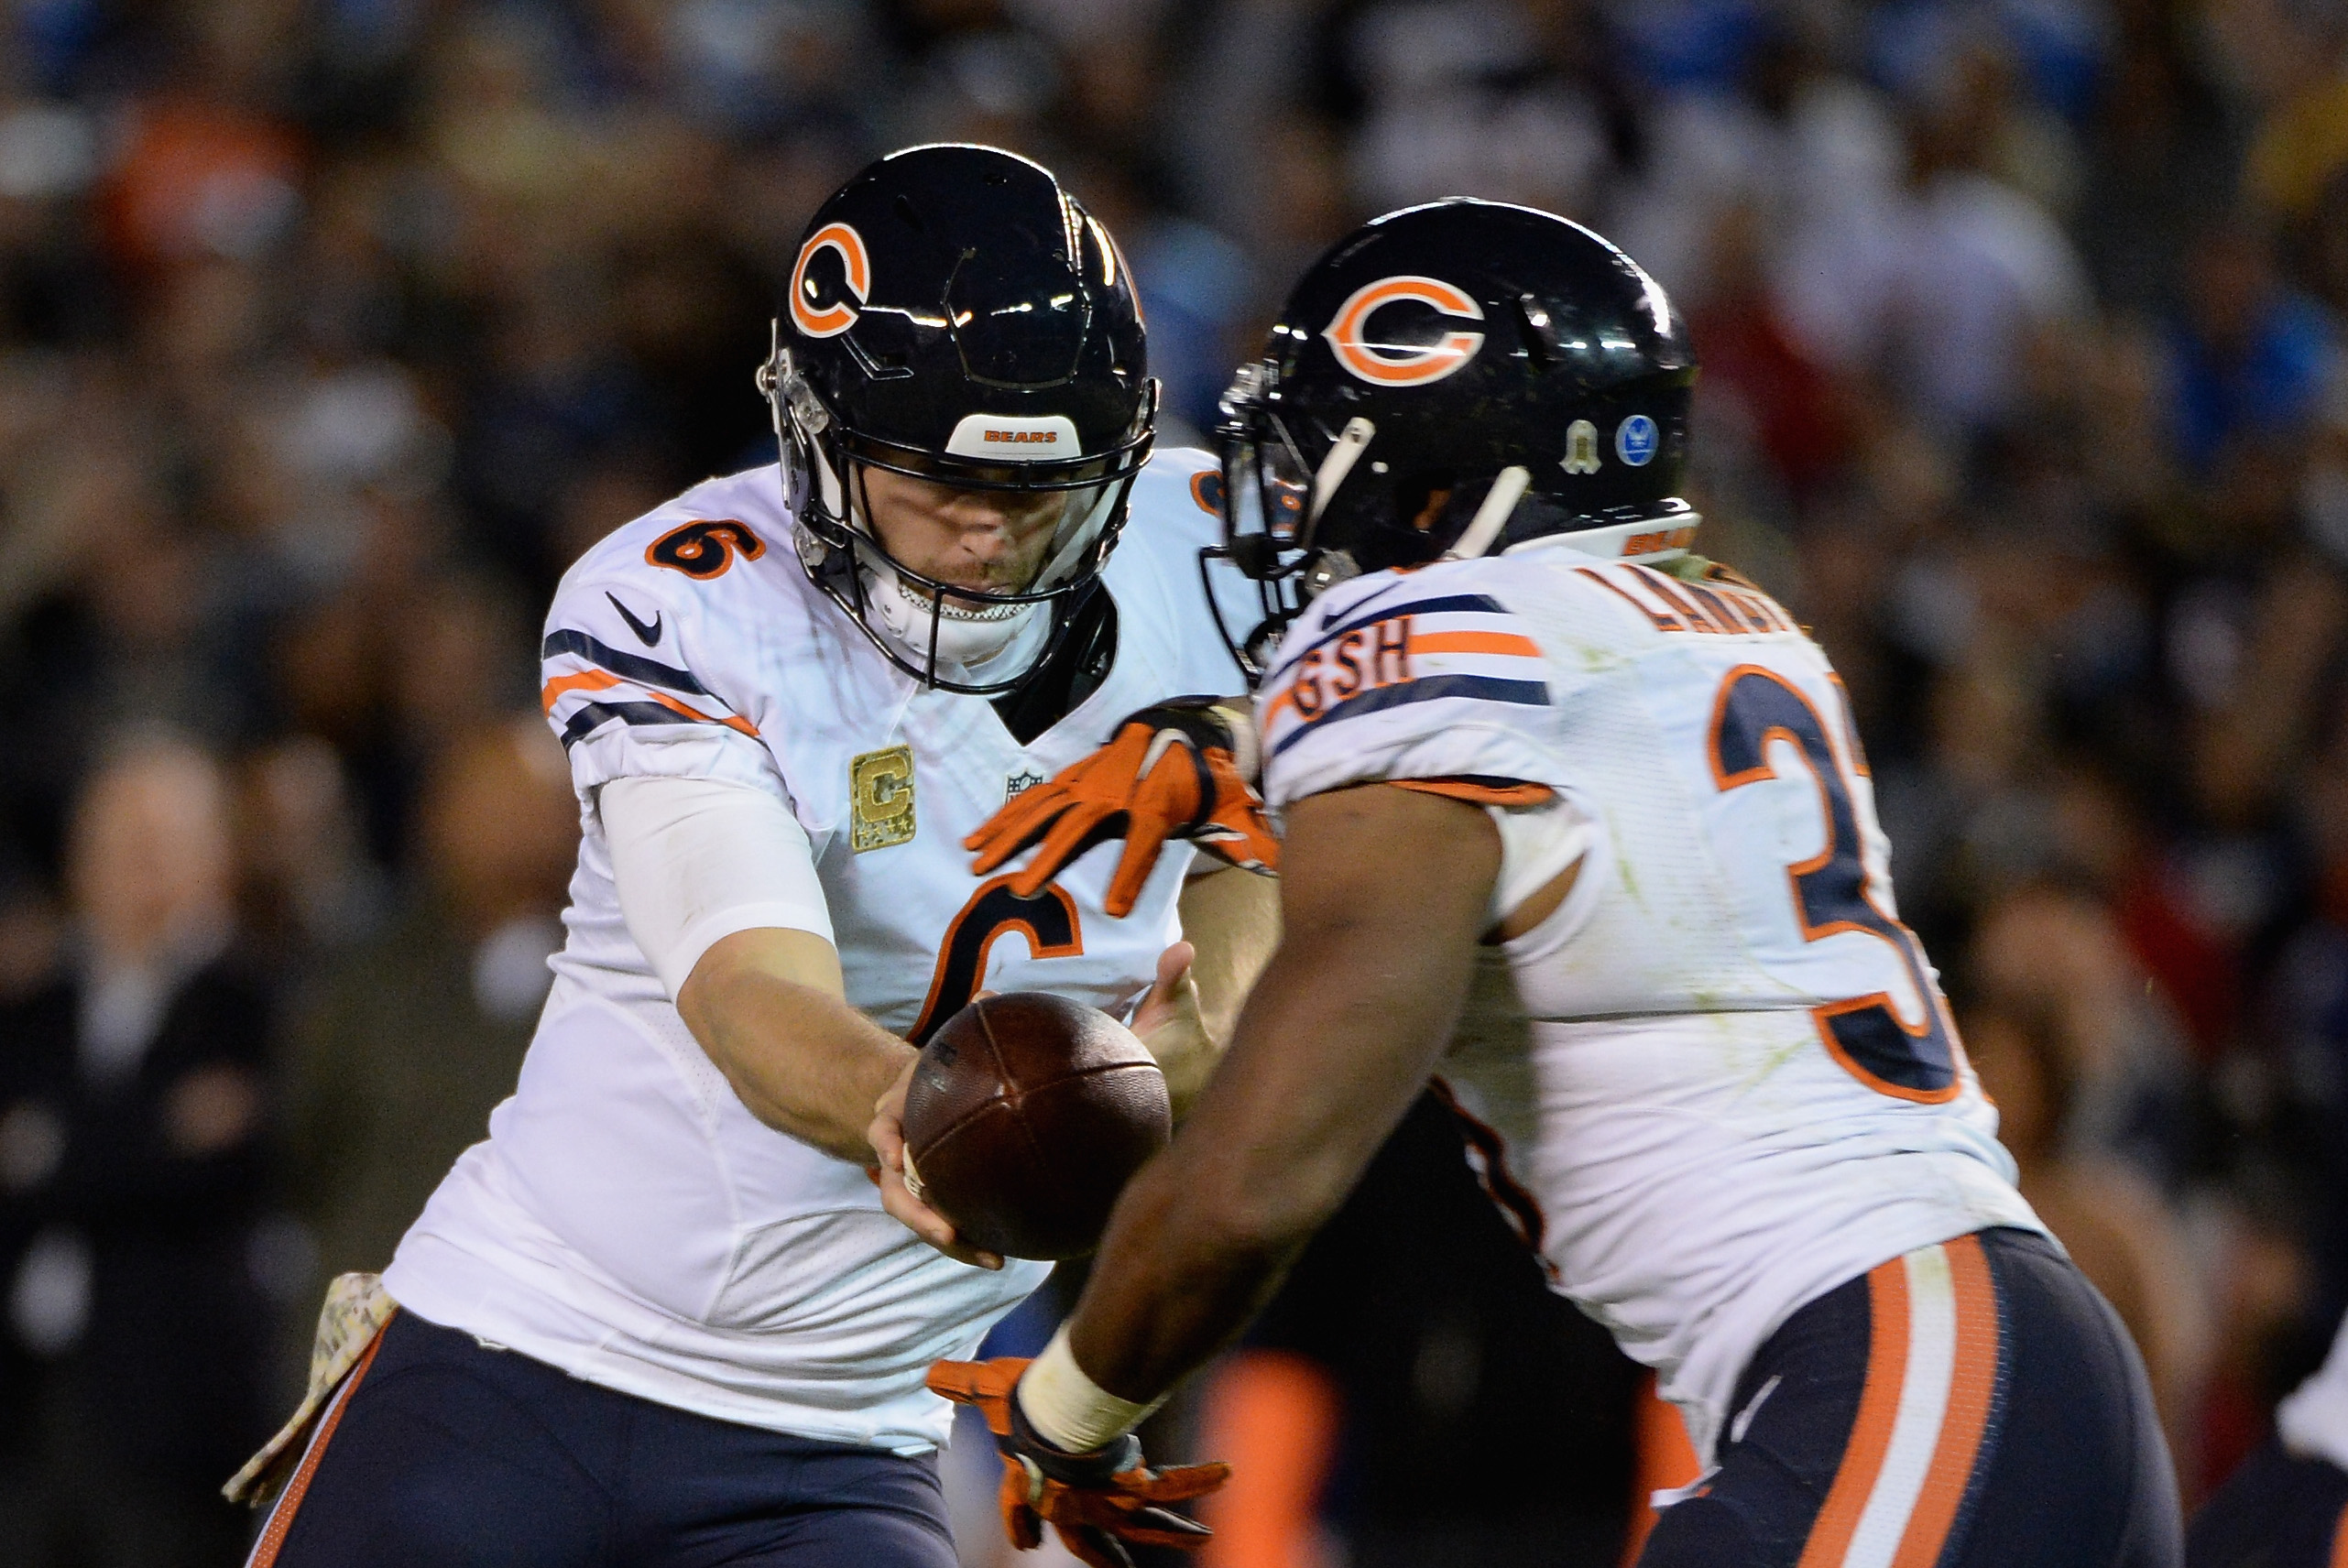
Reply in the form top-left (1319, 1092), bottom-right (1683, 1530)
top-left (607, 593), bottom-right (662, 647)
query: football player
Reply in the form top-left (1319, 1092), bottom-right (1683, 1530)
top-left (2188, 1307), bottom-right (2348, 1565)
top-left (891, 201), bottom-right (2184, 1567)
top-left (228, 145), bottom-right (1257, 1567)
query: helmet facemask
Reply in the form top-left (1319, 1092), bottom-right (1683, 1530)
top-left (764, 332), bottom-right (1155, 696)
top-left (1204, 360), bottom-right (1369, 685)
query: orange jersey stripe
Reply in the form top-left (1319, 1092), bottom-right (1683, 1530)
top-left (1390, 779), bottom-right (1555, 808)
top-left (541, 667), bottom-right (623, 714)
top-left (247, 1312), bottom-right (395, 1568)
top-left (1408, 630), bottom-right (1545, 659)
top-left (2332, 1498), bottom-right (2348, 1568)
top-left (1798, 1258), bottom-right (1913, 1568)
top-left (1890, 1235), bottom-right (2000, 1567)
top-left (645, 689), bottom-right (761, 738)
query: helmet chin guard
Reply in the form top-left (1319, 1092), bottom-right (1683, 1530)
top-left (865, 551), bottom-right (1042, 670)
top-left (761, 145), bottom-right (1156, 697)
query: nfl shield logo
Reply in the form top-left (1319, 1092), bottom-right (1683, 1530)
top-left (1004, 769), bottom-right (1044, 801)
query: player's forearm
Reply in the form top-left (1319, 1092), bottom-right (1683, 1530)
top-left (679, 931), bottom-right (913, 1162)
top-left (1065, 787), bottom-right (1497, 1403)
top-left (1062, 1167), bottom-right (1303, 1404)
top-left (1066, 969), bottom-right (1435, 1397)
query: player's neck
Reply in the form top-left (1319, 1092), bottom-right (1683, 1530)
top-left (988, 586), bottom-right (1119, 746)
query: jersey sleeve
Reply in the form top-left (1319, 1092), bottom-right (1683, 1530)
top-left (1167, 452), bottom-right (1276, 695)
top-left (1254, 570), bottom-right (1573, 811)
top-left (601, 776), bottom-right (833, 996)
top-left (539, 556), bottom-right (782, 801)
top-left (1118, 446), bottom-right (1263, 700)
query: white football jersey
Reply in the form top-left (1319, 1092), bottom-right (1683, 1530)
top-left (1255, 543), bottom-right (2045, 1463)
top-left (383, 450), bottom-right (1255, 1454)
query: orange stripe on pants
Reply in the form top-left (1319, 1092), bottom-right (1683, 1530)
top-left (247, 1312), bottom-right (395, 1568)
top-left (1796, 1257), bottom-right (1912, 1568)
top-left (2331, 1497), bottom-right (2348, 1568)
top-left (1890, 1235), bottom-right (2000, 1567)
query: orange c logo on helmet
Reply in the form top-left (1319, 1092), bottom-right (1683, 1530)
top-left (1322, 276), bottom-right (1486, 387)
top-left (791, 223), bottom-right (871, 339)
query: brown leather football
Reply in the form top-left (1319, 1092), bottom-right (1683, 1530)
top-left (900, 992), bottom-right (1172, 1260)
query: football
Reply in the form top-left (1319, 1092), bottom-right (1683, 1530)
top-left (900, 992), bottom-right (1173, 1260)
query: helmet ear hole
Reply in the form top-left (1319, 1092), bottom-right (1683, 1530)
top-left (1389, 472), bottom-right (1453, 533)
top-left (1409, 486), bottom-right (1454, 533)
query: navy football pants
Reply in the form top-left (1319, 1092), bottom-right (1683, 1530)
top-left (247, 1312), bottom-right (959, 1568)
top-left (1640, 1227), bottom-right (2181, 1568)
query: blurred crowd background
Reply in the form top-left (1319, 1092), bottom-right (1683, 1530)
top-left (2, 0), bottom-right (2346, 1562)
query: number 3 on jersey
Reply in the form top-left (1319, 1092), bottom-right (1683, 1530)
top-left (1708, 666), bottom-right (1961, 1103)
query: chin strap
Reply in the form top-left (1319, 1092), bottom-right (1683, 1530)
top-left (1447, 465), bottom-right (1533, 561)
top-left (1309, 416), bottom-right (1376, 527)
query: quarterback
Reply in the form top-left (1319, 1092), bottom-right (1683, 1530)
top-left (229, 146), bottom-right (1269, 1567)
top-left (900, 201), bottom-right (2184, 1567)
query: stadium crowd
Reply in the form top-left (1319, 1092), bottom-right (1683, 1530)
top-left (2, 0), bottom-right (2346, 1562)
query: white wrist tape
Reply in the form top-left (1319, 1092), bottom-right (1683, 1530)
top-left (1015, 1325), bottom-right (1165, 1454)
top-left (600, 775), bottom-right (835, 998)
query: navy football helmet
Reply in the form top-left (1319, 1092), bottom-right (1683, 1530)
top-left (1209, 200), bottom-right (1698, 681)
top-left (759, 145), bottom-right (1156, 694)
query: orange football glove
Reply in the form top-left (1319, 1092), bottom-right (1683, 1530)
top-left (928, 1356), bottom-right (1229, 1568)
top-left (967, 697), bottom-right (1277, 918)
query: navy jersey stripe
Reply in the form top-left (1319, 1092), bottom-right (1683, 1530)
top-left (1271, 593), bottom-right (1513, 681)
top-left (1270, 673), bottom-right (1550, 757)
top-left (543, 628), bottom-right (709, 697)
top-left (560, 699), bottom-right (715, 748)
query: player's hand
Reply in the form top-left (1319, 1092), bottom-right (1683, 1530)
top-left (1129, 942), bottom-right (1216, 1116)
top-left (967, 697), bottom-right (1277, 918)
top-left (928, 1356), bottom-right (1229, 1568)
top-left (869, 1058), bottom-right (1002, 1271)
